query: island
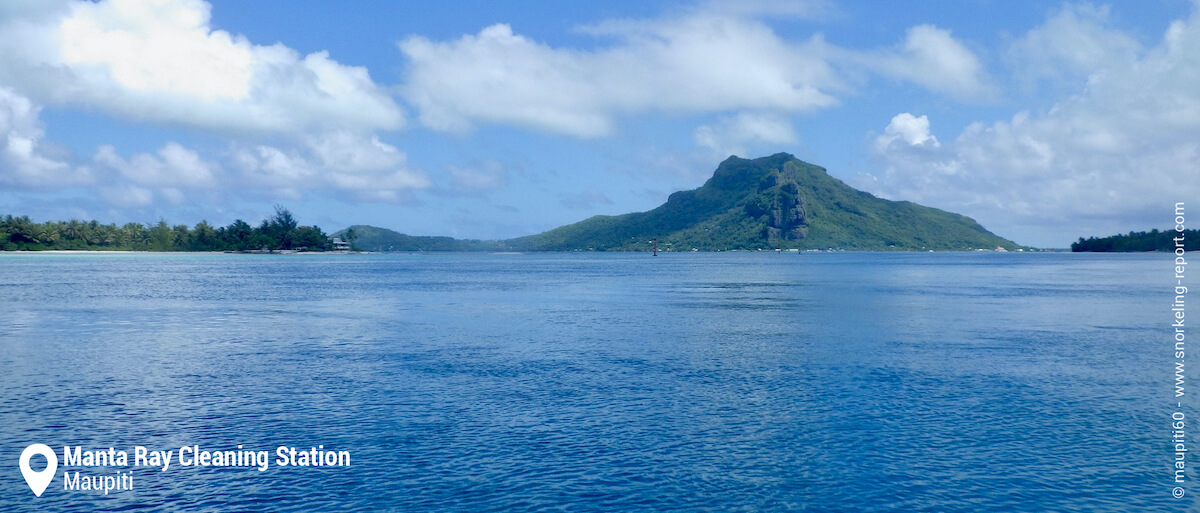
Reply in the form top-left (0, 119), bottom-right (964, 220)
top-left (1072, 229), bottom-right (1199, 252)
top-left (6, 153), bottom-right (1023, 253)
top-left (0, 206), bottom-right (338, 252)
top-left (340, 153), bottom-right (1020, 252)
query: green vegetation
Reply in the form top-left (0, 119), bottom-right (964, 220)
top-left (333, 225), bottom-right (500, 252)
top-left (1, 206), bottom-right (332, 252)
top-left (3, 154), bottom-right (1022, 253)
top-left (1072, 229), bottom-right (1200, 252)
top-left (504, 153), bottom-right (1019, 251)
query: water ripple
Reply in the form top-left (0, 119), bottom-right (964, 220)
top-left (0, 252), bottom-right (1168, 511)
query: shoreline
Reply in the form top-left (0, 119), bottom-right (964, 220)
top-left (0, 248), bottom-right (1077, 255)
top-left (0, 250), bottom-right (367, 255)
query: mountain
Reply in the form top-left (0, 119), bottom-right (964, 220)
top-left (340, 153), bottom-right (1019, 252)
top-left (504, 153), bottom-right (1018, 251)
top-left (332, 225), bottom-right (499, 252)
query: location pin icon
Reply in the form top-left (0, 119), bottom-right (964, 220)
top-left (20, 444), bottom-right (57, 497)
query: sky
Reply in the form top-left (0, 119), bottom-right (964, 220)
top-left (0, 0), bottom-right (1197, 248)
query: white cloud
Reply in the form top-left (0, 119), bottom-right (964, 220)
top-left (399, 13), bottom-right (841, 137)
top-left (398, 6), bottom-right (997, 139)
top-left (0, 0), bottom-right (430, 209)
top-left (9, 109), bottom-right (431, 208)
top-left (232, 132), bottom-right (432, 202)
top-left (85, 141), bottom-right (221, 207)
top-left (93, 142), bottom-right (216, 188)
top-left (97, 184), bottom-right (155, 207)
top-left (875, 112), bottom-right (939, 149)
top-left (864, 25), bottom-right (993, 100)
top-left (58, 0), bottom-right (252, 101)
top-left (233, 144), bottom-right (311, 190)
top-left (1006, 4), bottom-right (1142, 85)
top-left (694, 112), bottom-right (798, 157)
top-left (0, 0), bottom-right (403, 135)
top-left (863, 4), bottom-right (1200, 247)
top-left (0, 87), bottom-right (84, 189)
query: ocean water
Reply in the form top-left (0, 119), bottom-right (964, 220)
top-left (0, 251), bottom-right (1184, 511)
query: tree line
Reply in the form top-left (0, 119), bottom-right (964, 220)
top-left (1072, 228), bottom-right (1200, 252)
top-left (1, 206), bottom-right (337, 252)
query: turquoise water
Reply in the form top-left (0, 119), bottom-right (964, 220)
top-left (0, 252), bottom-right (1184, 511)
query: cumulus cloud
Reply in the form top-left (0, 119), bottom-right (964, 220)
top-left (93, 142), bottom-right (216, 189)
top-left (694, 112), bottom-right (798, 157)
top-left (863, 4), bottom-right (1200, 247)
top-left (232, 132), bottom-right (431, 202)
top-left (0, 87), bottom-right (84, 188)
top-left (88, 142), bottom-right (232, 207)
top-left (863, 25), bottom-right (993, 100)
top-left (399, 14), bottom-right (842, 137)
top-left (0, 0), bottom-right (403, 135)
top-left (1006, 4), bottom-right (1142, 85)
top-left (0, 0), bottom-right (434, 211)
top-left (875, 113), bottom-right (939, 149)
top-left (397, 5), bottom-right (995, 139)
top-left (3, 97), bottom-right (430, 208)
top-left (97, 184), bottom-right (156, 208)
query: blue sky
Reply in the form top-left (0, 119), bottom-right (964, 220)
top-left (1, 0), bottom-right (1197, 247)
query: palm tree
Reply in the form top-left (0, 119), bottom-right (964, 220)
top-left (85, 220), bottom-right (101, 245)
top-left (94, 224), bottom-right (117, 247)
top-left (62, 219), bottom-right (85, 244)
top-left (171, 224), bottom-right (191, 250)
top-left (35, 225), bottom-right (59, 246)
top-left (121, 223), bottom-right (148, 249)
top-left (225, 219), bottom-right (252, 250)
top-left (6, 215), bottom-right (37, 243)
top-left (192, 220), bottom-right (218, 251)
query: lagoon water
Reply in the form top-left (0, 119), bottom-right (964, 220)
top-left (0, 252), bottom-right (1181, 511)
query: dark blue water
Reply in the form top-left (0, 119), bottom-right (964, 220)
top-left (0, 252), bottom-right (1186, 511)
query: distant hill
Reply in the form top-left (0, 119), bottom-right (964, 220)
top-left (1072, 229), bottom-right (1200, 252)
top-left (338, 153), bottom-right (1018, 252)
top-left (332, 225), bottom-right (499, 252)
top-left (504, 153), bottom-right (1018, 251)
